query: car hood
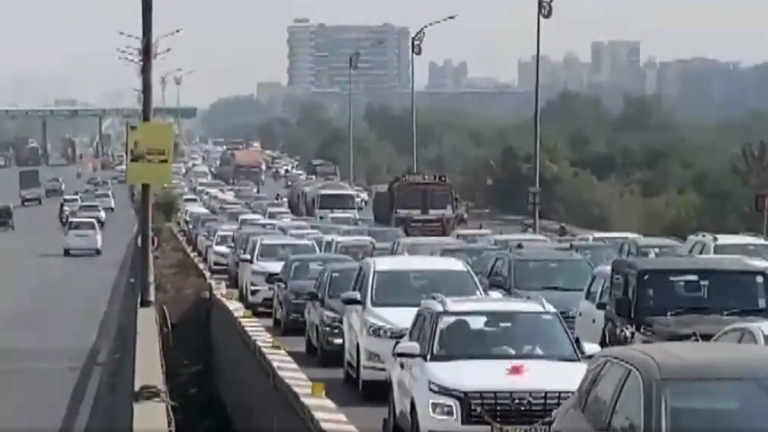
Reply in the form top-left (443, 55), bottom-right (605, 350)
top-left (368, 307), bottom-right (418, 328)
top-left (427, 360), bottom-right (586, 392)
top-left (250, 261), bottom-right (284, 273)
top-left (515, 290), bottom-right (582, 313)
top-left (644, 315), bottom-right (766, 341)
top-left (324, 298), bottom-right (344, 314)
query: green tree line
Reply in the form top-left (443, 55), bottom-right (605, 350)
top-left (200, 93), bottom-right (768, 237)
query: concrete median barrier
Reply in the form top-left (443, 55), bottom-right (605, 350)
top-left (173, 226), bottom-right (354, 432)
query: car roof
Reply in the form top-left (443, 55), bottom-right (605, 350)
top-left (368, 256), bottom-right (469, 271)
top-left (512, 248), bottom-right (585, 260)
top-left (635, 237), bottom-right (682, 246)
top-left (599, 342), bottom-right (768, 379)
top-left (397, 236), bottom-right (463, 244)
top-left (613, 256), bottom-right (765, 271)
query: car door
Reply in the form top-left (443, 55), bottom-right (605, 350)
top-left (605, 369), bottom-right (643, 432)
top-left (343, 265), bottom-right (366, 363)
top-left (581, 361), bottom-right (629, 430)
top-left (394, 312), bottom-right (426, 416)
top-left (590, 279), bottom-right (610, 343)
top-left (306, 269), bottom-right (327, 344)
top-left (576, 273), bottom-right (603, 344)
top-left (239, 239), bottom-right (259, 291)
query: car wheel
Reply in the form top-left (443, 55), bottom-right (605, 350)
top-left (316, 328), bottom-right (334, 367)
top-left (342, 347), bottom-right (354, 384)
top-left (356, 345), bottom-right (376, 399)
top-left (305, 326), bottom-right (317, 355)
top-left (63, 249), bottom-right (70, 257)
top-left (409, 404), bottom-right (421, 432)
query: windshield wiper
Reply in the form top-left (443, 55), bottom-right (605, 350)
top-left (722, 308), bottom-right (768, 316)
top-left (667, 306), bottom-right (718, 316)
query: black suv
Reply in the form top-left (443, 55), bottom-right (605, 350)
top-left (601, 256), bottom-right (768, 346)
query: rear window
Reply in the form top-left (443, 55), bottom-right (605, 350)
top-left (79, 204), bottom-right (101, 212)
top-left (95, 192), bottom-right (111, 199)
top-left (63, 197), bottom-right (80, 204)
top-left (68, 220), bottom-right (96, 231)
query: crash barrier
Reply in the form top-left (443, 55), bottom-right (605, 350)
top-left (172, 226), bottom-right (358, 432)
top-left (466, 209), bottom-right (590, 236)
top-left (133, 241), bottom-right (174, 431)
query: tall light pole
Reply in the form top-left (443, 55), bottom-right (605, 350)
top-left (347, 40), bottom-right (384, 185)
top-left (159, 68), bottom-right (182, 109)
top-left (173, 70), bottom-right (194, 131)
top-left (531, 0), bottom-right (553, 233)
top-left (410, 15), bottom-right (457, 172)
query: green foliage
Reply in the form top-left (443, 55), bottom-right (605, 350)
top-left (153, 190), bottom-right (177, 225)
top-left (201, 91), bottom-right (768, 235)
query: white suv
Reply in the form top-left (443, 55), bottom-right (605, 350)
top-left (206, 230), bottom-right (234, 273)
top-left (73, 202), bottom-right (106, 227)
top-left (681, 232), bottom-right (768, 257)
top-left (63, 218), bottom-right (102, 256)
top-left (385, 296), bottom-right (601, 432)
top-left (339, 256), bottom-right (485, 398)
top-left (94, 190), bottom-right (115, 212)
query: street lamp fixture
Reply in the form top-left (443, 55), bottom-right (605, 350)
top-left (531, 0), bottom-right (553, 233)
top-left (159, 68), bottom-right (183, 108)
top-left (409, 14), bottom-right (457, 172)
top-left (172, 70), bottom-right (194, 128)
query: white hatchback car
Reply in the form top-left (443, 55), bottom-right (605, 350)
top-left (63, 218), bottom-right (102, 256)
top-left (94, 190), bottom-right (115, 212)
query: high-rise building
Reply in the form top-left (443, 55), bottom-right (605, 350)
top-left (286, 18), bottom-right (410, 92)
top-left (426, 59), bottom-right (468, 91)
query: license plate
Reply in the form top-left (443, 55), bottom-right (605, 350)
top-left (492, 426), bottom-right (549, 432)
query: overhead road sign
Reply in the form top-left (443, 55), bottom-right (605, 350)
top-left (127, 122), bottom-right (175, 185)
top-left (0, 106), bottom-right (197, 119)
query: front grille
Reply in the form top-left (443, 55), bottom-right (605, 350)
top-left (289, 301), bottom-right (306, 313)
top-left (459, 391), bottom-right (572, 426)
top-left (559, 312), bottom-right (575, 334)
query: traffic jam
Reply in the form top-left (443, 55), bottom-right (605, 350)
top-left (174, 140), bottom-right (768, 432)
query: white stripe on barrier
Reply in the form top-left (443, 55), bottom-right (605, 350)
top-left (172, 224), bottom-right (361, 432)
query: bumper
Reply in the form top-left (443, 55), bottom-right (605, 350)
top-left (245, 286), bottom-right (273, 307)
top-left (318, 326), bottom-right (344, 352)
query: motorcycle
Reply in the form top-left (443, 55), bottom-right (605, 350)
top-left (59, 207), bottom-right (70, 227)
top-left (76, 170), bottom-right (82, 179)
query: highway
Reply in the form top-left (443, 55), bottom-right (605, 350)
top-left (0, 165), bottom-right (136, 430)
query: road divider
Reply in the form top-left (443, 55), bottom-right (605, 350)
top-left (172, 225), bottom-right (359, 432)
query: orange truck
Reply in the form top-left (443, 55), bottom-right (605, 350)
top-left (217, 147), bottom-right (265, 185)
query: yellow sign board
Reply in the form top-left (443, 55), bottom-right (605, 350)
top-left (126, 122), bottom-right (174, 185)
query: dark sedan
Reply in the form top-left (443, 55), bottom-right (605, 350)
top-left (270, 253), bottom-right (353, 334)
top-left (304, 262), bottom-right (359, 366)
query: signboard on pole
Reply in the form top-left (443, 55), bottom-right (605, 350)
top-left (127, 122), bottom-right (174, 185)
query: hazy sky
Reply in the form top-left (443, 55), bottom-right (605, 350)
top-left (0, 0), bottom-right (765, 106)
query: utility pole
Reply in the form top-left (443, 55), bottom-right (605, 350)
top-left (139, 0), bottom-right (154, 307)
top-left (173, 70), bottom-right (193, 132)
top-left (159, 68), bottom-right (182, 111)
top-left (531, 0), bottom-right (553, 234)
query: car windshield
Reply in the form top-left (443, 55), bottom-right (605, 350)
top-left (441, 248), bottom-right (498, 272)
top-left (268, 209), bottom-right (290, 217)
top-left (513, 259), bottom-right (593, 291)
top-left (367, 228), bottom-right (403, 243)
top-left (256, 243), bottom-right (317, 261)
top-left (214, 233), bottom-right (233, 246)
top-left (327, 268), bottom-right (356, 297)
top-left (371, 269), bottom-right (480, 307)
top-left (663, 379), bottom-right (768, 432)
top-left (337, 242), bottom-right (375, 260)
top-left (713, 243), bottom-right (768, 258)
top-left (494, 238), bottom-right (550, 249)
top-left (78, 205), bottom-right (101, 212)
top-left (638, 270), bottom-right (767, 316)
top-left (638, 245), bottom-right (679, 257)
top-left (402, 242), bottom-right (455, 256)
top-left (329, 215), bottom-right (356, 225)
top-left (95, 193), bottom-right (111, 199)
top-left (572, 245), bottom-right (617, 266)
top-left (63, 197), bottom-right (80, 204)
top-left (429, 189), bottom-right (453, 210)
top-left (394, 187), bottom-right (421, 210)
top-left (68, 220), bottom-right (96, 231)
top-left (288, 258), bottom-right (347, 281)
top-left (432, 311), bottom-right (578, 361)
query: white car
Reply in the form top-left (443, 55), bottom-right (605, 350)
top-left (340, 256), bottom-right (486, 398)
top-left (206, 230), bottom-right (234, 274)
top-left (73, 203), bottom-right (106, 227)
top-left (452, 228), bottom-right (493, 244)
top-left (237, 214), bottom-right (265, 229)
top-left (94, 191), bottom-right (115, 212)
top-left (265, 207), bottom-right (292, 220)
top-left (386, 296), bottom-right (600, 432)
top-left (325, 212), bottom-right (359, 226)
top-left (181, 194), bottom-right (201, 206)
top-left (238, 236), bottom-right (319, 308)
top-left (574, 265), bottom-right (610, 345)
top-left (61, 195), bottom-right (81, 212)
top-left (63, 218), bottom-right (102, 256)
top-left (712, 321), bottom-right (768, 345)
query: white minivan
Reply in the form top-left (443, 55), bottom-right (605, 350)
top-left (574, 265), bottom-right (611, 345)
top-left (63, 218), bottom-right (103, 256)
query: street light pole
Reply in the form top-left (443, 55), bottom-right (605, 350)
top-left (173, 70), bottom-right (193, 131)
top-left (409, 15), bottom-right (457, 172)
top-left (531, 0), bottom-right (553, 234)
top-left (138, 0), bottom-right (154, 307)
top-left (348, 52), bottom-right (360, 185)
top-left (159, 68), bottom-right (182, 111)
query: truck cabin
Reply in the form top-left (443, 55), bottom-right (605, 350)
top-left (314, 190), bottom-right (357, 213)
top-left (307, 159), bottom-right (339, 178)
top-left (390, 174), bottom-right (455, 216)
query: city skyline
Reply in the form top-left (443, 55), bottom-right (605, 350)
top-left (0, 0), bottom-right (767, 105)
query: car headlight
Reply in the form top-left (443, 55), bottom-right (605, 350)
top-left (366, 321), bottom-right (407, 339)
top-left (429, 400), bottom-right (457, 420)
top-left (322, 310), bottom-right (341, 326)
top-left (428, 381), bottom-right (464, 398)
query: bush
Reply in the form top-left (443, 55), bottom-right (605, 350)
top-left (153, 190), bottom-right (178, 225)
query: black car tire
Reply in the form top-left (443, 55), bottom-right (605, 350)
top-left (305, 326), bottom-right (317, 355)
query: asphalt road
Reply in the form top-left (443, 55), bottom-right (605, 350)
top-left (0, 165), bottom-right (136, 430)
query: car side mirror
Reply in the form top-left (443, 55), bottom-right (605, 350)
top-left (488, 276), bottom-right (506, 290)
top-left (340, 291), bottom-right (363, 306)
top-left (393, 341), bottom-right (421, 358)
top-left (239, 254), bottom-right (250, 262)
top-left (595, 301), bottom-right (607, 311)
top-left (615, 296), bottom-right (632, 319)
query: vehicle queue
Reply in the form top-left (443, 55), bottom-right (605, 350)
top-left (175, 143), bottom-right (768, 432)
